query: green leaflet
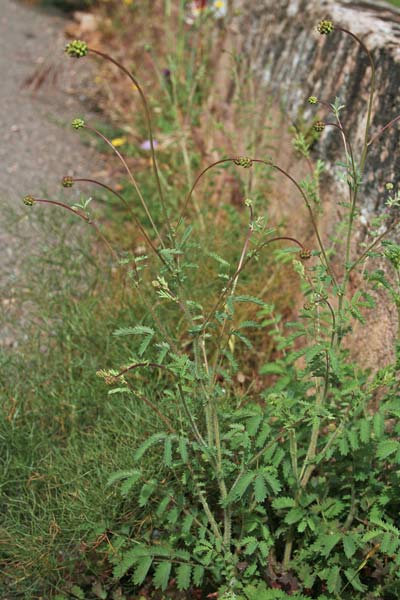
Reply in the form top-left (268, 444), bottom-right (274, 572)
top-left (113, 547), bottom-right (147, 579)
top-left (272, 496), bottom-right (296, 510)
top-left (121, 473), bottom-right (142, 497)
top-left (192, 564), bottom-right (204, 587)
top-left (373, 412), bottom-right (385, 438)
top-left (164, 436), bottom-right (172, 467)
top-left (139, 481), bottom-right (157, 507)
top-left (224, 471), bottom-right (255, 504)
top-left (376, 439), bottom-right (400, 459)
top-left (254, 474), bottom-right (268, 503)
top-left (113, 325), bottom-right (155, 337)
top-left (134, 433), bottom-right (167, 461)
top-left (132, 556), bottom-right (153, 585)
top-left (106, 469), bottom-right (141, 488)
top-left (326, 565), bottom-right (341, 594)
top-left (153, 561), bottom-right (172, 591)
top-left (176, 563), bottom-right (192, 590)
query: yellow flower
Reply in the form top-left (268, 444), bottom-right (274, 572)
top-left (123, 0), bottom-right (133, 5)
top-left (214, 0), bottom-right (224, 7)
top-left (111, 137), bottom-right (127, 147)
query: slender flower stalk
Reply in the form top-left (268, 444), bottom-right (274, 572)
top-left (323, 122), bottom-right (356, 175)
top-left (177, 158), bottom-right (233, 229)
top-left (368, 113), bottom-right (400, 147)
top-left (178, 156), bottom-right (335, 283)
top-left (254, 160), bottom-right (337, 286)
top-left (23, 196), bottom-right (117, 260)
top-left (114, 361), bottom-right (206, 446)
top-left (335, 26), bottom-right (376, 171)
top-left (70, 177), bottom-right (166, 264)
top-left (211, 200), bottom-right (255, 385)
top-left (348, 216), bottom-right (400, 275)
top-left (86, 47), bottom-right (173, 240)
top-left (310, 98), bottom-right (351, 159)
top-left (202, 236), bottom-right (308, 332)
top-left (80, 123), bottom-right (165, 249)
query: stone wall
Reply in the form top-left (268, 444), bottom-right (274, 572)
top-left (227, 0), bottom-right (400, 219)
top-left (217, 1), bottom-right (400, 367)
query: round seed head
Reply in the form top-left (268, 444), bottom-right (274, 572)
top-left (233, 157), bottom-right (253, 168)
top-left (23, 194), bottom-right (36, 206)
top-left (72, 118), bottom-right (85, 130)
top-left (299, 248), bottom-right (312, 260)
top-left (313, 120), bottom-right (325, 133)
top-left (317, 20), bottom-right (334, 35)
top-left (62, 176), bottom-right (74, 188)
top-left (65, 40), bottom-right (88, 58)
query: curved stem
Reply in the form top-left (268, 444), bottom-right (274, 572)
top-left (178, 156), bottom-right (335, 284)
top-left (336, 27), bottom-right (375, 172)
top-left (88, 48), bottom-right (172, 238)
top-left (177, 158), bottom-right (233, 229)
top-left (123, 380), bottom-right (176, 434)
top-left (324, 123), bottom-right (356, 180)
top-left (115, 361), bottom-right (207, 448)
top-left (299, 348), bottom-right (331, 488)
top-left (348, 217), bottom-right (400, 275)
top-left (212, 202), bottom-right (254, 384)
top-left (321, 297), bottom-right (336, 348)
top-left (254, 160), bottom-right (337, 286)
top-left (202, 236), bottom-right (306, 331)
top-left (28, 197), bottom-right (117, 260)
top-left (368, 113), bottom-right (400, 147)
top-left (73, 178), bottom-right (163, 260)
top-left (84, 124), bottom-right (165, 249)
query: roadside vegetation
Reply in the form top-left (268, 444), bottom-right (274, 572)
top-left (1, 3), bottom-right (400, 599)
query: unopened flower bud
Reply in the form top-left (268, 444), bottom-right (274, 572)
top-left (23, 195), bottom-right (35, 206)
top-left (65, 40), bottom-right (88, 58)
top-left (299, 248), bottom-right (312, 260)
top-left (72, 118), bottom-right (85, 129)
top-left (62, 176), bottom-right (74, 188)
top-left (308, 96), bottom-right (318, 104)
top-left (385, 182), bottom-right (394, 191)
top-left (313, 121), bottom-right (325, 133)
top-left (317, 20), bottom-right (334, 35)
top-left (233, 157), bottom-right (253, 168)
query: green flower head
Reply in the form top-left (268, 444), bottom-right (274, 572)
top-left (313, 120), bottom-right (326, 133)
top-left (23, 195), bottom-right (36, 206)
top-left (72, 118), bottom-right (85, 130)
top-left (62, 176), bottom-right (74, 188)
top-left (385, 182), bottom-right (394, 191)
top-left (65, 40), bottom-right (88, 58)
top-left (299, 248), bottom-right (312, 260)
top-left (317, 20), bottom-right (334, 35)
top-left (308, 96), bottom-right (318, 105)
top-left (233, 157), bottom-right (253, 168)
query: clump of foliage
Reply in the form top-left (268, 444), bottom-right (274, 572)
top-left (11, 12), bottom-right (400, 600)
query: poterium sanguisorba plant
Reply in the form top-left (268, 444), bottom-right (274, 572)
top-left (23, 21), bottom-right (400, 600)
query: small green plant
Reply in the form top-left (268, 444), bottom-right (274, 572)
top-left (21, 17), bottom-right (400, 599)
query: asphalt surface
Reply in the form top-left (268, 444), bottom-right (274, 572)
top-left (0, 0), bottom-right (106, 347)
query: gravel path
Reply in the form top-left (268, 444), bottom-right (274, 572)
top-left (0, 0), bottom-right (106, 347)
